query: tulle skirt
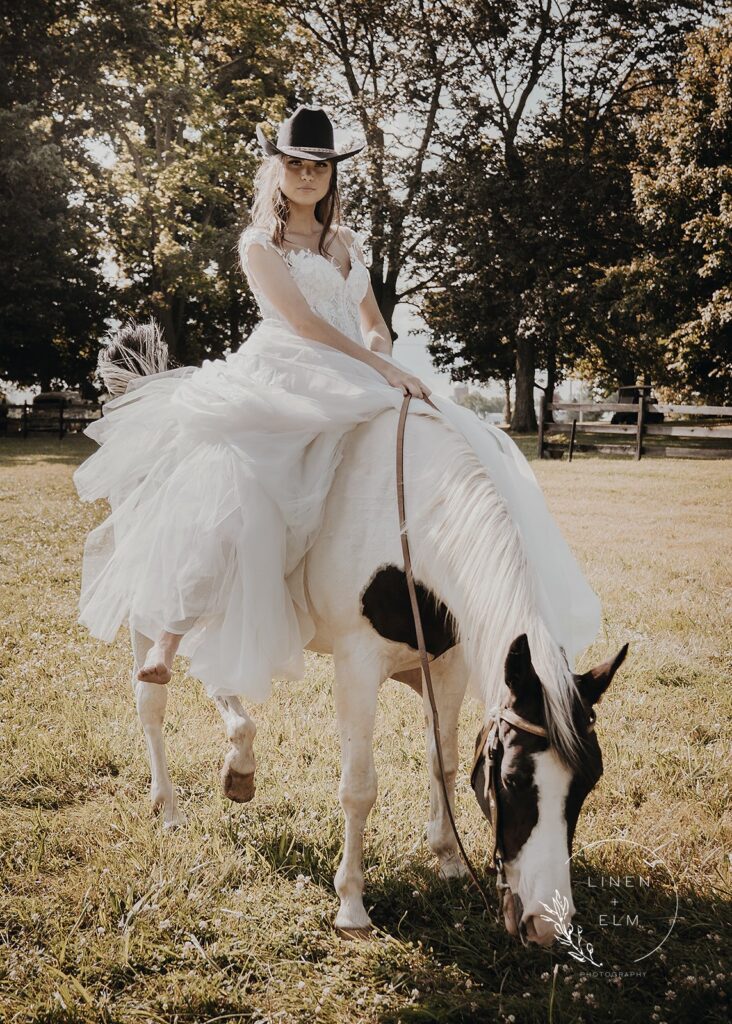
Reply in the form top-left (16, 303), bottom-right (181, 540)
top-left (74, 318), bottom-right (601, 700)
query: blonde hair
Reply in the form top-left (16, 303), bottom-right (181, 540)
top-left (242, 154), bottom-right (342, 261)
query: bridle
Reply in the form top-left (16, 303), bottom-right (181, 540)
top-left (469, 703), bottom-right (596, 943)
top-left (470, 705), bottom-right (598, 877)
top-left (396, 393), bottom-right (597, 942)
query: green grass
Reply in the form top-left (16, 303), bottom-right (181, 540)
top-left (0, 434), bottom-right (730, 1023)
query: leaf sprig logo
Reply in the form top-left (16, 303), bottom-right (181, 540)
top-left (539, 891), bottom-right (603, 967)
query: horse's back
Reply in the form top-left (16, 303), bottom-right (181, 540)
top-left (303, 405), bottom-right (455, 653)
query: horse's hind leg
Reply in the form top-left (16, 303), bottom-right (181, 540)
top-left (423, 647), bottom-right (470, 879)
top-left (131, 629), bottom-right (182, 828)
top-left (332, 640), bottom-right (382, 937)
top-left (215, 696), bottom-right (256, 803)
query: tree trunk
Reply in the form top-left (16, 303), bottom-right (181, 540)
top-left (156, 306), bottom-right (178, 365)
top-left (502, 378), bottom-right (512, 424)
top-left (154, 291), bottom-right (188, 366)
top-left (545, 342), bottom-right (557, 424)
top-left (511, 334), bottom-right (537, 432)
top-left (381, 293), bottom-right (398, 338)
top-left (372, 274), bottom-right (399, 338)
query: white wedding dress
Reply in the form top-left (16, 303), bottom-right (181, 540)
top-left (74, 226), bottom-right (601, 700)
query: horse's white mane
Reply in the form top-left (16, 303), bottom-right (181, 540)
top-left (97, 320), bottom-right (169, 398)
top-left (412, 426), bottom-right (583, 766)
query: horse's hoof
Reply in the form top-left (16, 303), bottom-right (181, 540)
top-left (335, 924), bottom-right (374, 941)
top-left (221, 767), bottom-right (255, 803)
top-left (438, 854), bottom-right (469, 880)
top-left (151, 793), bottom-right (184, 827)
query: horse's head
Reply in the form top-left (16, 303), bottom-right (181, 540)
top-left (471, 633), bottom-right (628, 946)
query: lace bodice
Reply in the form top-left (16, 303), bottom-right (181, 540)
top-left (240, 226), bottom-right (370, 344)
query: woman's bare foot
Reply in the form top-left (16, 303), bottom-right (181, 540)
top-left (137, 631), bottom-right (183, 684)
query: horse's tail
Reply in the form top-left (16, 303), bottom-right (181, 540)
top-left (97, 319), bottom-right (169, 397)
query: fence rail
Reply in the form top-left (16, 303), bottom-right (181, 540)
top-left (0, 403), bottom-right (101, 439)
top-left (538, 397), bottom-right (732, 461)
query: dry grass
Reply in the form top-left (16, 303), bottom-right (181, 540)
top-left (0, 434), bottom-right (730, 1024)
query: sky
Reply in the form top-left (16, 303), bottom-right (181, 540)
top-left (390, 303), bottom-right (503, 400)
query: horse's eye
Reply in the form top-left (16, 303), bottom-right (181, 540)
top-left (501, 771), bottom-right (527, 791)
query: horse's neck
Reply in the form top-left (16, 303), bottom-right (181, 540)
top-left (408, 427), bottom-right (564, 710)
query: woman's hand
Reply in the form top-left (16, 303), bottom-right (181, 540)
top-left (378, 362), bottom-right (432, 399)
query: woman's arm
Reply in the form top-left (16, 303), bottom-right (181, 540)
top-left (341, 227), bottom-right (393, 355)
top-left (246, 242), bottom-right (430, 397)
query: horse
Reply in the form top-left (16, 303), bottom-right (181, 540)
top-left (129, 401), bottom-right (627, 946)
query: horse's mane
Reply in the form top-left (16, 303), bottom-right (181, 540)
top-left (411, 426), bottom-right (584, 769)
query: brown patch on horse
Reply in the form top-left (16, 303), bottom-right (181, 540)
top-left (361, 564), bottom-right (457, 657)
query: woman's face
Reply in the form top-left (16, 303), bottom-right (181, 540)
top-left (279, 155), bottom-right (333, 209)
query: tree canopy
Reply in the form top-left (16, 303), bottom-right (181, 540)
top-left (585, 17), bottom-right (732, 402)
top-left (0, 0), bottom-right (295, 388)
top-left (0, 0), bottom-right (729, 416)
top-left (418, 0), bottom-right (723, 427)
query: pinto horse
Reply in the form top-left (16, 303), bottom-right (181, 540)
top-left (131, 405), bottom-right (627, 946)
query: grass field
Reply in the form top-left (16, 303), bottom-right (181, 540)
top-left (1, 434), bottom-right (730, 1024)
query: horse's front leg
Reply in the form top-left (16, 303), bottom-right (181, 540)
top-left (214, 696), bottom-right (257, 803)
top-left (131, 629), bottom-right (182, 828)
top-left (332, 643), bottom-right (382, 937)
top-left (423, 647), bottom-right (470, 879)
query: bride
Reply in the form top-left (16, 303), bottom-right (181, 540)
top-left (74, 104), bottom-right (600, 699)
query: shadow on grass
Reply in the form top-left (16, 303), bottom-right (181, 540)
top-left (227, 814), bottom-right (729, 1023)
top-left (0, 435), bottom-right (96, 467)
top-left (367, 857), bottom-right (729, 1024)
top-left (1, 757), bottom-right (123, 810)
top-left (0, 431), bottom-right (542, 471)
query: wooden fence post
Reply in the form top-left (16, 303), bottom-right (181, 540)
top-left (635, 395), bottom-right (645, 461)
top-left (568, 419), bottom-right (577, 462)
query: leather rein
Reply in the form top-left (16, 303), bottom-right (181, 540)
top-left (395, 393), bottom-right (595, 935)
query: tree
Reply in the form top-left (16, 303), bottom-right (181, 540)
top-left (421, 0), bottom-right (718, 429)
top-left (0, 107), bottom-right (111, 392)
top-left (457, 391), bottom-right (506, 418)
top-left (420, 101), bottom-right (638, 424)
top-left (278, 0), bottom-right (466, 335)
top-left (593, 16), bottom-right (732, 401)
top-left (0, 1), bottom-right (296, 389)
top-left (0, 0), bottom-right (115, 392)
top-left (88, 0), bottom-right (296, 365)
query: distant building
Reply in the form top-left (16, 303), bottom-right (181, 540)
top-left (452, 383), bottom-right (469, 401)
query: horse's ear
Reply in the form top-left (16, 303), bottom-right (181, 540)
top-left (505, 634), bottom-right (539, 699)
top-left (577, 644), bottom-right (629, 705)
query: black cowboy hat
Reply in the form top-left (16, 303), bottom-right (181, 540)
top-left (256, 105), bottom-right (365, 163)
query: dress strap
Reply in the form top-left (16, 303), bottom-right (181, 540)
top-left (238, 226), bottom-right (282, 277)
